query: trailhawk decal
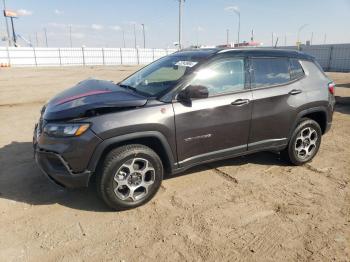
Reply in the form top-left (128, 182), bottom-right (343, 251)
top-left (184, 134), bottom-right (212, 142)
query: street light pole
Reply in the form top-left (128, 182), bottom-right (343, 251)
top-left (133, 23), bottom-right (137, 49)
top-left (226, 29), bottom-right (229, 46)
top-left (297, 23), bottom-right (308, 46)
top-left (43, 27), bottom-right (48, 47)
top-left (178, 0), bottom-right (184, 49)
top-left (237, 11), bottom-right (240, 45)
top-left (225, 6), bottom-right (240, 46)
top-left (2, 0), bottom-right (11, 46)
top-left (122, 29), bottom-right (126, 48)
top-left (141, 23), bottom-right (145, 48)
top-left (69, 24), bottom-right (72, 47)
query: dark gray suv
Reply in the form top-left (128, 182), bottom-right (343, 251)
top-left (33, 48), bottom-right (335, 210)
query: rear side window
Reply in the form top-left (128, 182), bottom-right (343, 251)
top-left (251, 58), bottom-right (290, 88)
top-left (290, 58), bottom-right (305, 80)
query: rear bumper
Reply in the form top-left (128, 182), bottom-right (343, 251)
top-left (35, 150), bottom-right (91, 188)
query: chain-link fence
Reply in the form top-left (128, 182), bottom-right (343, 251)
top-left (0, 47), bottom-right (177, 67)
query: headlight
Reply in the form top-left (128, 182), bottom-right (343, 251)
top-left (44, 123), bottom-right (90, 137)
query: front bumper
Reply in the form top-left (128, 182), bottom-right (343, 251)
top-left (35, 149), bottom-right (92, 188)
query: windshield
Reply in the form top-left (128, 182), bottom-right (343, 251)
top-left (120, 55), bottom-right (201, 97)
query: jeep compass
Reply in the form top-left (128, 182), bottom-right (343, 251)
top-left (33, 48), bottom-right (335, 210)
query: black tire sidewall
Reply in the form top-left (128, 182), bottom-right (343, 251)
top-left (99, 145), bottom-right (163, 210)
top-left (288, 119), bottom-right (322, 165)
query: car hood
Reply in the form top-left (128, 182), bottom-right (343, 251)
top-left (43, 79), bottom-right (148, 121)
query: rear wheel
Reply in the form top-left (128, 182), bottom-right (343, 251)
top-left (282, 118), bottom-right (322, 165)
top-left (97, 144), bottom-right (163, 210)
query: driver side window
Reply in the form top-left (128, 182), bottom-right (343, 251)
top-left (190, 58), bottom-right (245, 96)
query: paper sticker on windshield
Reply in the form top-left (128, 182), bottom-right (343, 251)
top-left (175, 61), bottom-right (198, 67)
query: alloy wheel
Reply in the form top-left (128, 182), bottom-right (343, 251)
top-left (113, 158), bottom-right (155, 202)
top-left (294, 127), bottom-right (318, 160)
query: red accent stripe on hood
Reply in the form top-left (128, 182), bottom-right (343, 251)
top-left (55, 90), bottom-right (113, 105)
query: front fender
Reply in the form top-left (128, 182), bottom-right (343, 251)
top-left (87, 131), bottom-right (176, 173)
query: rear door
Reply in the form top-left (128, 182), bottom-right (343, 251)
top-left (248, 57), bottom-right (307, 151)
top-left (173, 57), bottom-right (253, 166)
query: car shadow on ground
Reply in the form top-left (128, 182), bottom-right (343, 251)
top-left (0, 141), bottom-right (288, 212)
top-left (335, 96), bottom-right (350, 114)
top-left (337, 83), bottom-right (350, 88)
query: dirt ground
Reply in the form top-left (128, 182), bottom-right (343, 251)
top-left (0, 66), bottom-right (349, 261)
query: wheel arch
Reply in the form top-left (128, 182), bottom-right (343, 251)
top-left (290, 107), bottom-right (328, 138)
top-left (87, 131), bottom-right (176, 177)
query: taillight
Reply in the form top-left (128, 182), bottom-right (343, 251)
top-left (328, 82), bottom-right (335, 95)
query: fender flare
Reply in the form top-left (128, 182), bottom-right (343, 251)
top-left (87, 131), bottom-right (176, 172)
top-left (288, 106), bottom-right (329, 139)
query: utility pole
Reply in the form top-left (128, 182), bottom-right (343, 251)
top-left (178, 0), bottom-right (184, 50)
top-left (43, 28), bottom-right (48, 47)
top-left (324, 33), bottom-right (327, 44)
top-left (251, 29), bottom-right (254, 42)
top-left (2, 0), bottom-right (11, 46)
top-left (133, 23), bottom-right (137, 48)
top-left (271, 32), bottom-right (274, 47)
top-left (310, 32), bottom-right (313, 45)
top-left (141, 23), bottom-right (145, 48)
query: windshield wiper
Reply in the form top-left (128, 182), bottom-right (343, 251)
top-left (118, 84), bottom-right (138, 92)
top-left (118, 83), bottom-right (150, 97)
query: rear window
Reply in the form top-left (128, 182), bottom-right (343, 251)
top-left (290, 58), bottom-right (305, 80)
top-left (251, 57), bottom-right (290, 88)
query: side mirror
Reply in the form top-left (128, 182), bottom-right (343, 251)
top-left (178, 85), bottom-right (209, 102)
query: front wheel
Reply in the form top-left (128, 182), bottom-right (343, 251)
top-left (282, 118), bottom-right (322, 165)
top-left (96, 144), bottom-right (163, 210)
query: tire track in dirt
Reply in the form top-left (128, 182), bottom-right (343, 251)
top-left (208, 165), bottom-right (239, 184)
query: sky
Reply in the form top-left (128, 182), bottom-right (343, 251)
top-left (1, 0), bottom-right (350, 48)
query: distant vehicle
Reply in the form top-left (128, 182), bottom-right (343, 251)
top-left (33, 48), bottom-right (336, 210)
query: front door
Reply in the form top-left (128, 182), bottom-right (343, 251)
top-left (173, 57), bottom-right (253, 167)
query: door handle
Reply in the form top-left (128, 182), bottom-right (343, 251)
top-left (231, 99), bottom-right (250, 106)
top-left (289, 89), bottom-right (302, 95)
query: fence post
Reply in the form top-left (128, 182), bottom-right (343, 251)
top-left (327, 46), bottom-right (334, 72)
top-left (120, 48), bottom-right (123, 65)
top-left (136, 48), bottom-right (140, 65)
top-left (82, 47), bottom-right (86, 66)
top-left (58, 48), bottom-right (62, 66)
top-left (33, 47), bottom-right (38, 67)
top-left (6, 47), bottom-right (11, 66)
top-left (102, 48), bottom-right (105, 65)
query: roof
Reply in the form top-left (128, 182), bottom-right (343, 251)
top-left (170, 48), bottom-right (219, 60)
top-left (174, 48), bottom-right (314, 60)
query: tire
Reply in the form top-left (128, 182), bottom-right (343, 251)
top-left (282, 118), bottom-right (322, 165)
top-left (96, 144), bottom-right (163, 210)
